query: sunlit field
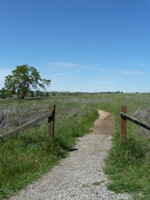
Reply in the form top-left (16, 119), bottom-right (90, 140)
top-left (0, 92), bottom-right (150, 199)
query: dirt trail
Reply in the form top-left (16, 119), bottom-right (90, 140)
top-left (92, 110), bottom-right (115, 135)
top-left (11, 110), bottom-right (131, 200)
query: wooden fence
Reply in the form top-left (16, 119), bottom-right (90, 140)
top-left (120, 105), bottom-right (150, 142)
top-left (0, 105), bottom-right (56, 141)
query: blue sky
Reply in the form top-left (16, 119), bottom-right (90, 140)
top-left (0, 0), bottom-right (150, 93)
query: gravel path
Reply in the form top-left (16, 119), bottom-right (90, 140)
top-left (11, 111), bottom-right (132, 200)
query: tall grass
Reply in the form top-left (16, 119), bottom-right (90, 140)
top-left (0, 93), bottom-right (150, 199)
top-left (0, 96), bottom-right (98, 199)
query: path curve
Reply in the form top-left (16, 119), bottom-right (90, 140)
top-left (11, 110), bottom-right (131, 200)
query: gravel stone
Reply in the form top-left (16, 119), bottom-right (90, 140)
top-left (11, 134), bottom-right (132, 200)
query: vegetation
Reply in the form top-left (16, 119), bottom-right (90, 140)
top-left (104, 94), bottom-right (150, 200)
top-left (0, 93), bottom-right (150, 199)
top-left (0, 95), bottom-right (98, 199)
top-left (3, 65), bottom-right (51, 99)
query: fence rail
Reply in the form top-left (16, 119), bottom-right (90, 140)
top-left (0, 105), bottom-right (55, 141)
top-left (120, 105), bottom-right (150, 142)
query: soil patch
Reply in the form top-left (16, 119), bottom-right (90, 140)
top-left (92, 110), bottom-right (115, 135)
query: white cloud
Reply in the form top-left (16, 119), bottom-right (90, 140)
top-left (97, 68), bottom-right (145, 76)
top-left (121, 70), bottom-right (145, 76)
top-left (51, 62), bottom-right (100, 71)
top-left (52, 62), bottom-right (86, 69)
top-left (52, 72), bottom-right (70, 77)
top-left (93, 81), bottom-right (115, 84)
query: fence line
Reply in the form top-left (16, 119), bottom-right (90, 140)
top-left (120, 105), bottom-right (150, 142)
top-left (0, 105), bottom-right (55, 141)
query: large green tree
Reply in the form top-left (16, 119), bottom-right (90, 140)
top-left (4, 65), bottom-right (51, 99)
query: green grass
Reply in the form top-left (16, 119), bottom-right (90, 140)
top-left (104, 100), bottom-right (150, 200)
top-left (105, 132), bottom-right (150, 199)
top-left (0, 93), bottom-right (150, 199)
top-left (0, 96), bottom-right (98, 199)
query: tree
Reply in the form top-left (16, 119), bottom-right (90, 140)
top-left (4, 65), bottom-right (51, 99)
top-left (46, 92), bottom-right (49, 97)
top-left (30, 90), bottom-right (35, 98)
top-left (36, 90), bottom-right (40, 97)
top-left (0, 88), bottom-right (7, 99)
top-left (39, 91), bottom-right (43, 97)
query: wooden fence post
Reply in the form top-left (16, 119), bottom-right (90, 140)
top-left (48, 105), bottom-right (55, 142)
top-left (121, 105), bottom-right (127, 143)
top-left (52, 105), bottom-right (55, 139)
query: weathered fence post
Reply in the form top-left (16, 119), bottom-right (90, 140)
top-left (48, 105), bottom-right (55, 142)
top-left (121, 105), bottom-right (127, 143)
top-left (52, 105), bottom-right (55, 139)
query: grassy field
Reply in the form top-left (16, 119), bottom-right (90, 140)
top-left (0, 93), bottom-right (150, 199)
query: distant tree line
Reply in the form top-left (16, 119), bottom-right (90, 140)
top-left (0, 65), bottom-right (124, 99)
